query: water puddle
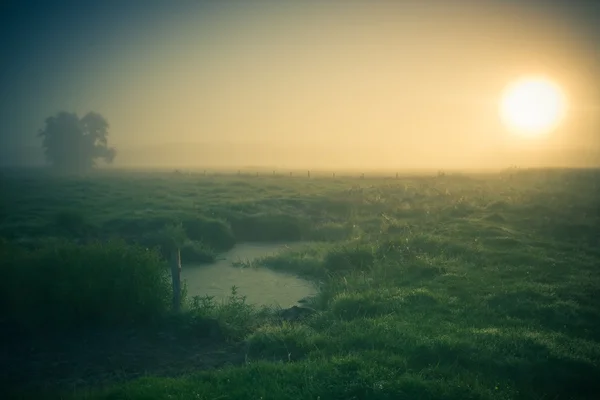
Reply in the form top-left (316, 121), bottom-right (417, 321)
top-left (181, 243), bottom-right (317, 308)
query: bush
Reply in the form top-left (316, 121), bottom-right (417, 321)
top-left (0, 239), bottom-right (171, 333)
top-left (181, 216), bottom-right (236, 251)
top-left (131, 223), bottom-right (217, 264)
top-left (136, 223), bottom-right (188, 259)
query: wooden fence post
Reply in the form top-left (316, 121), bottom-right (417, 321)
top-left (307, 170), bottom-right (311, 178)
top-left (170, 248), bottom-right (182, 312)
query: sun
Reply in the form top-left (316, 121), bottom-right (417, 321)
top-left (499, 76), bottom-right (567, 137)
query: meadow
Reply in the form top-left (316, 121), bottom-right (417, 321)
top-left (1, 167), bottom-right (599, 399)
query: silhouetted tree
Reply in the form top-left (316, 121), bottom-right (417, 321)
top-left (38, 111), bottom-right (116, 171)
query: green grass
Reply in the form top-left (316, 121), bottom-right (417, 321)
top-left (1, 168), bottom-right (599, 399)
top-left (0, 239), bottom-right (172, 333)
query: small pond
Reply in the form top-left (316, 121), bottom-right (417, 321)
top-left (181, 243), bottom-right (318, 308)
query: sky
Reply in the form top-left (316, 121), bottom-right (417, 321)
top-left (1, 0), bottom-right (599, 169)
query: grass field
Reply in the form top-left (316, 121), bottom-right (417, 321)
top-left (1, 168), bottom-right (599, 399)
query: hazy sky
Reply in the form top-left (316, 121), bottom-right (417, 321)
top-left (1, 0), bottom-right (599, 168)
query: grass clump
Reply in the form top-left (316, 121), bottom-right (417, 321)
top-left (245, 323), bottom-right (320, 362)
top-left (52, 210), bottom-right (98, 238)
top-left (180, 240), bottom-right (217, 264)
top-left (251, 243), bottom-right (330, 278)
top-left (309, 221), bottom-right (355, 241)
top-left (0, 239), bottom-right (171, 333)
top-left (324, 243), bottom-right (376, 273)
top-left (136, 222), bottom-right (218, 264)
top-left (228, 212), bottom-right (306, 242)
top-left (102, 215), bottom-right (176, 239)
top-left (328, 289), bottom-right (400, 320)
top-left (181, 216), bottom-right (236, 251)
top-left (188, 286), bottom-right (267, 341)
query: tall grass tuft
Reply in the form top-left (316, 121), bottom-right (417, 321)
top-left (188, 286), bottom-right (270, 341)
top-left (323, 243), bottom-right (376, 273)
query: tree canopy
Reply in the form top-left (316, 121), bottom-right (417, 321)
top-left (38, 111), bottom-right (116, 171)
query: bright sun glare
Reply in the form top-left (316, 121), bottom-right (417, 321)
top-left (500, 77), bottom-right (567, 137)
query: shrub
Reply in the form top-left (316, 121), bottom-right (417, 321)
top-left (0, 239), bottom-right (171, 333)
top-left (181, 216), bottom-right (236, 251)
top-left (136, 223), bottom-right (188, 260)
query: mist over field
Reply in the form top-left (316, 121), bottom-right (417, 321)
top-left (5, 142), bottom-right (600, 171)
top-left (1, 0), bottom-right (600, 170)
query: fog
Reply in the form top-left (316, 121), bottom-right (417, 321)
top-left (2, 1), bottom-right (600, 169)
